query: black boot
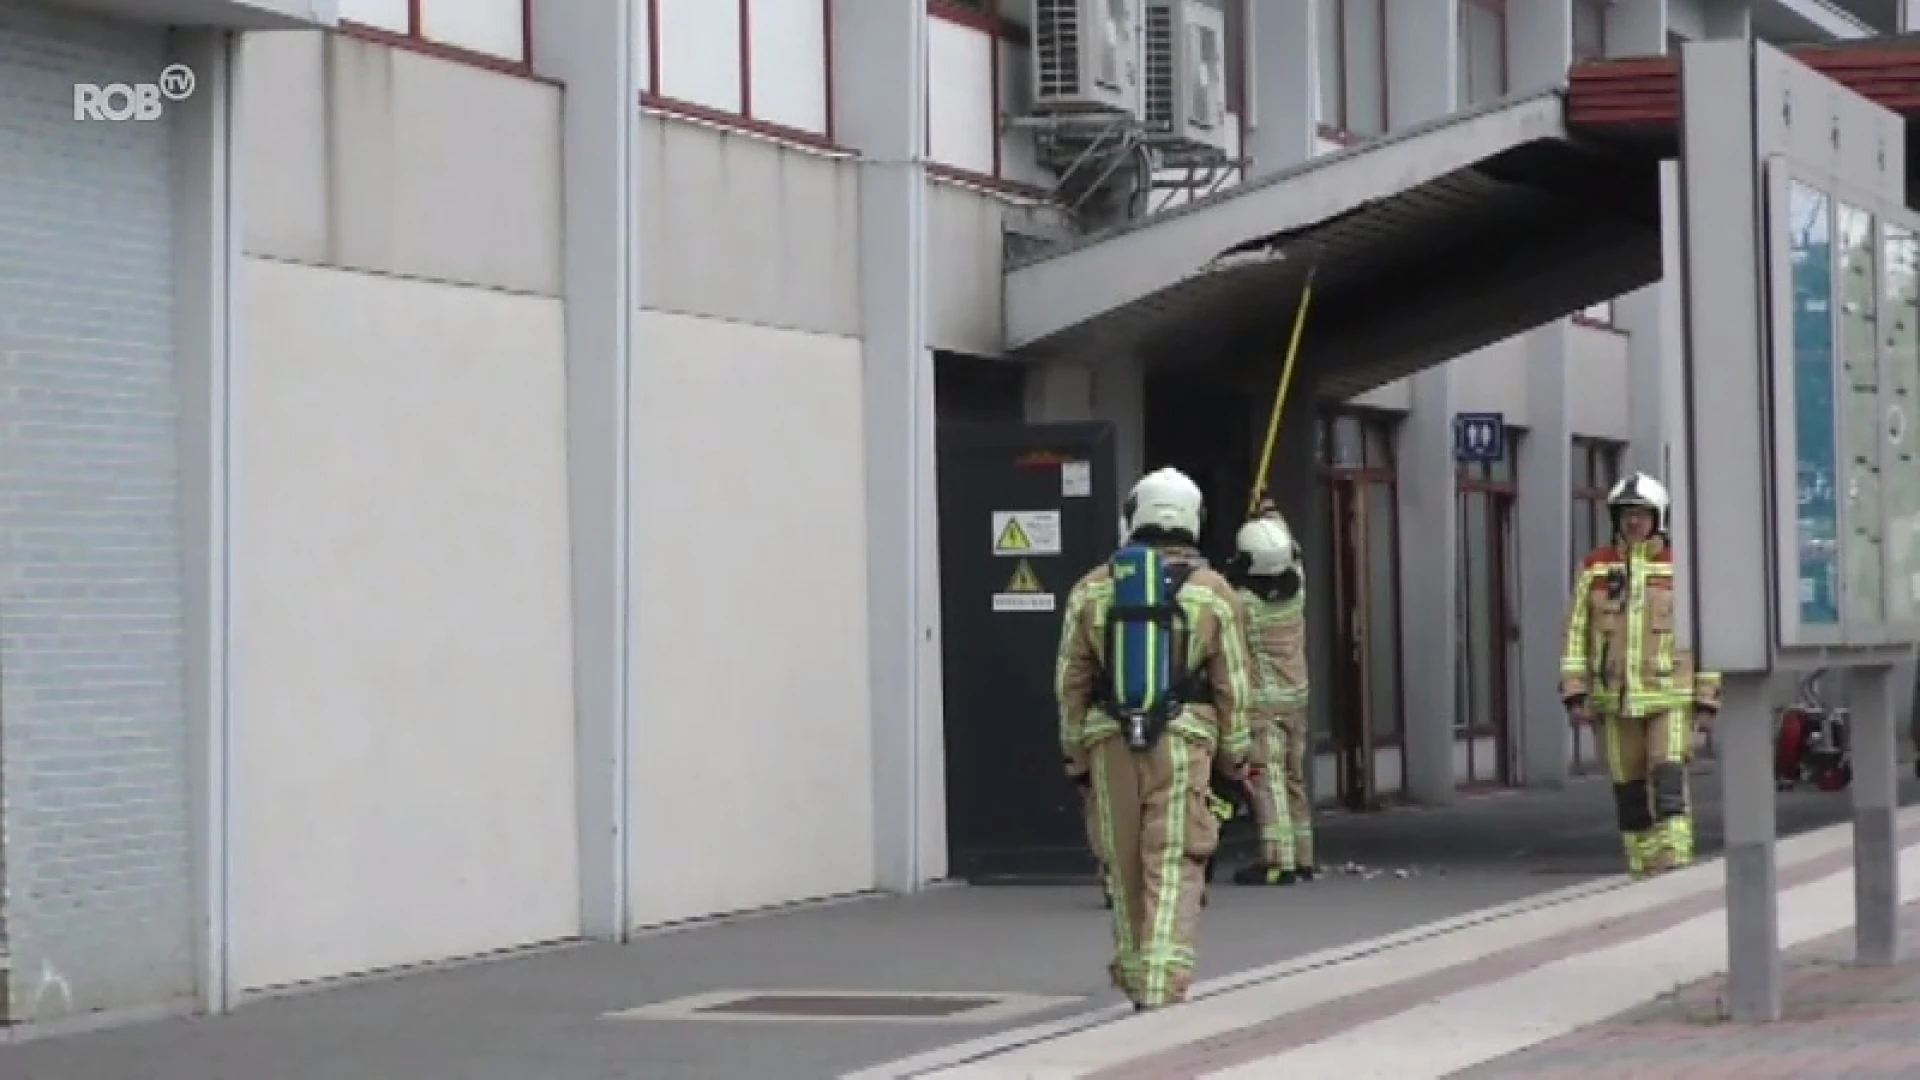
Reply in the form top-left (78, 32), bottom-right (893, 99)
top-left (1232, 863), bottom-right (1300, 886)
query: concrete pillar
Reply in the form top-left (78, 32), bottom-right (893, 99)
top-left (1024, 357), bottom-right (1143, 505)
top-left (1505, 0), bottom-right (1570, 88)
top-left (1024, 360), bottom-right (1094, 424)
top-left (1382, 0), bottom-right (1457, 129)
top-left (1606, 0), bottom-right (1669, 452)
top-left (1384, 0), bottom-right (1458, 803)
top-left (170, 26), bottom-right (240, 1013)
top-left (1610, 11), bottom-right (1700, 646)
top-left (1517, 327), bottom-right (1573, 785)
top-left (1702, 0), bottom-right (1754, 39)
top-left (1095, 356), bottom-right (1146, 492)
top-left (1507, 2), bottom-right (1575, 787)
top-left (833, 0), bottom-right (943, 891)
top-left (1608, 0), bottom-right (1666, 474)
top-left (1605, 0), bottom-right (1667, 53)
top-left (1240, 0), bottom-right (1319, 176)
top-left (531, 0), bottom-right (643, 939)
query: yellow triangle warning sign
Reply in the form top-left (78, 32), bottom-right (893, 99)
top-left (1005, 559), bottom-right (1043, 593)
top-left (995, 517), bottom-right (1032, 553)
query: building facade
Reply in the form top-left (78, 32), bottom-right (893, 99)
top-left (0, 0), bottom-right (1883, 1030)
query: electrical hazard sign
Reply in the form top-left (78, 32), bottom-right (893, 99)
top-left (1004, 559), bottom-right (1042, 593)
top-left (991, 510), bottom-right (1061, 556)
top-left (992, 558), bottom-right (1054, 612)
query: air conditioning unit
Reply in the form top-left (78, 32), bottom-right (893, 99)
top-left (1030, 0), bottom-right (1145, 115)
top-left (1142, 0), bottom-right (1231, 159)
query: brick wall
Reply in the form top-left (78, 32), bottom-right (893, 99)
top-left (0, 4), bottom-right (195, 1021)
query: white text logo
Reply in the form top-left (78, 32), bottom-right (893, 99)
top-left (73, 64), bottom-right (196, 122)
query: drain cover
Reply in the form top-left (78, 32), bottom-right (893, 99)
top-left (606, 989), bottom-right (1082, 1025)
top-left (699, 993), bottom-right (992, 1018)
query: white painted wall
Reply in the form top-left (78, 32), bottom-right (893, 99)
top-left (229, 257), bottom-right (579, 990)
top-left (1350, 379), bottom-right (1412, 411)
top-left (1454, 337), bottom-right (1531, 425)
top-left (1569, 320), bottom-right (1631, 438)
top-left (629, 309), bottom-right (874, 927)
top-left (645, 0), bottom-right (831, 135)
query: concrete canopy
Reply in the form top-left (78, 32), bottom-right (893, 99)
top-left (1003, 91), bottom-right (1663, 399)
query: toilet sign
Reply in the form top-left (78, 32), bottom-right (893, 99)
top-left (1453, 412), bottom-right (1506, 464)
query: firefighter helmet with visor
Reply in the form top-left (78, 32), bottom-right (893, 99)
top-left (1607, 471), bottom-right (1671, 537)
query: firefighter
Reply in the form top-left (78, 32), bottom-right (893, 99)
top-left (1058, 467), bottom-right (1253, 1010)
top-left (1228, 510), bottom-right (1315, 885)
top-left (1560, 472), bottom-right (1722, 876)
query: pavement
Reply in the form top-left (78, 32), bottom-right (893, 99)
top-left (1454, 900), bottom-right (1920, 1078)
top-left (0, 767), bottom-right (1908, 1080)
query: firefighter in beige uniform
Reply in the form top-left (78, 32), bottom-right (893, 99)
top-left (1057, 467), bottom-right (1253, 1010)
top-left (1228, 510), bottom-right (1316, 885)
top-left (1560, 472), bottom-right (1721, 876)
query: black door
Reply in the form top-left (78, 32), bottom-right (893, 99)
top-left (937, 421), bottom-right (1118, 882)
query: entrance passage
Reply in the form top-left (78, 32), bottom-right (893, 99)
top-left (936, 422), bottom-right (1118, 881)
top-left (1142, 376), bottom-right (1253, 565)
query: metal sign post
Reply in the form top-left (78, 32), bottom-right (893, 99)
top-left (1679, 39), bottom-right (1914, 1023)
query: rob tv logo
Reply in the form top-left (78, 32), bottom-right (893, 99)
top-left (73, 64), bottom-right (195, 121)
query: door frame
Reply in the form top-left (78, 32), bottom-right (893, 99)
top-left (1456, 476), bottom-right (1519, 787)
top-left (1318, 466), bottom-right (1404, 809)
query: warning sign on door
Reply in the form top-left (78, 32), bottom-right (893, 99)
top-left (1004, 559), bottom-right (1042, 592)
top-left (992, 510), bottom-right (1061, 556)
top-left (992, 558), bottom-right (1054, 612)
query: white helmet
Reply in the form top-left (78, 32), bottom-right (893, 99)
top-left (1123, 467), bottom-right (1204, 542)
top-left (1235, 515), bottom-right (1299, 576)
top-left (1607, 471), bottom-right (1671, 535)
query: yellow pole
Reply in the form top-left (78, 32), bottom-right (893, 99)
top-left (1247, 264), bottom-right (1317, 519)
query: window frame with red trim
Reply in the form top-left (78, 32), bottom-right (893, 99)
top-left (339, 0), bottom-right (539, 78)
top-left (1570, 436), bottom-right (1625, 565)
top-left (924, 0), bottom-right (1045, 196)
top-left (1316, 0), bottom-right (1389, 143)
top-left (1457, 0), bottom-right (1508, 108)
top-left (1572, 0), bottom-right (1608, 64)
top-left (639, 0), bottom-right (840, 151)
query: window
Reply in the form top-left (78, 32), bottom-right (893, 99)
top-left (338, 0), bottom-right (531, 70)
top-left (927, 1), bottom-right (1040, 189)
top-left (1320, 0), bottom-right (1385, 136)
top-left (1315, 0), bottom-right (1343, 130)
top-left (1570, 438), bottom-right (1624, 564)
top-left (639, 0), bottom-right (834, 142)
top-left (1572, 0), bottom-right (1607, 62)
top-left (1457, 0), bottom-right (1506, 107)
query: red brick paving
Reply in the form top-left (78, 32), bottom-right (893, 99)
top-left (1451, 900), bottom-right (1920, 1078)
top-left (1082, 823), bottom-right (1920, 1080)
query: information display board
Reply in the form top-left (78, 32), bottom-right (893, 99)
top-left (1768, 166), bottom-right (1920, 649)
